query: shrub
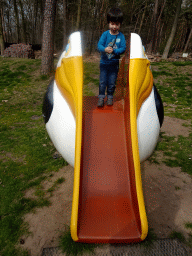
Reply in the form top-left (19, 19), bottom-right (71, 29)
top-left (3, 44), bottom-right (35, 59)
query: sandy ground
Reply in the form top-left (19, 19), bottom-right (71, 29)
top-left (19, 115), bottom-right (192, 256)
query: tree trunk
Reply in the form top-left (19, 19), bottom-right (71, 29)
top-left (162, 0), bottom-right (182, 59)
top-left (6, 0), bottom-right (12, 42)
top-left (13, 0), bottom-right (20, 43)
top-left (41, 0), bottom-right (57, 75)
top-left (156, 0), bottom-right (166, 27)
top-left (153, 18), bottom-right (161, 53)
top-left (130, 0), bottom-right (135, 23)
top-left (0, 5), bottom-right (5, 55)
top-left (32, 0), bottom-right (38, 44)
top-left (183, 27), bottom-right (192, 53)
top-left (18, 0), bottom-right (27, 44)
top-left (138, 1), bottom-right (147, 35)
top-left (134, 13), bottom-right (140, 33)
top-left (148, 0), bottom-right (159, 53)
top-left (173, 23), bottom-right (184, 52)
top-left (89, 1), bottom-right (98, 54)
top-left (76, 0), bottom-right (82, 31)
top-left (158, 22), bottom-right (164, 52)
top-left (63, 0), bottom-right (67, 47)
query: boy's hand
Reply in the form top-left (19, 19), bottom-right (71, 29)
top-left (105, 47), bottom-right (113, 54)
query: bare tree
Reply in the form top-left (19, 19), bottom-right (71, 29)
top-left (89, 0), bottom-right (99, 54)
top-left (18, 0), bottom-right (27, 43)
top-left (76, 0), bottom-right (82, 31)
top-left (13, 0), bottom-right (20, 43)
top-left (138, 0), bottom-right (148, 35)
top-left (0, 1), bottom-right (5, 54)
top-left (41, 0), bottom-right (57, 75)
top-left (162, 0), bottom-right (182, 59)
top-left (1, 0), bottom-right (191, 56)
top-left (183, 27), bottom-right (192, 52)
top-left (148, 0), bottom-right (159, 53)
top-left (63, 0), bottom-right (67, 47)
top-left (32, 0), bottom-right (38, 44)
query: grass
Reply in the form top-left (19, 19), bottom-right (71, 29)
top-left (59, 226), bottom-right (97, 256)
top-left (83, 61), bottom-right (100, 87)
top-left (149, 61), bottom-right (192, 175)
top-left (151, 61), bottom-right (192, 120)
top-left (172, 61), bottom-right (192, 66)
top-left (141, 228), bottom-right (158, 247)
top-left (168, 230), bottom-right (192, 248)
top-left (0, 57), bottom-right (192, 255)
top-left (153, 133), bottom-right (192, 174)
top-left (169, 231), bottom-right (186, 243)
top-left (47, 177), bottom-right (65, 194)
top-left (0, 57), bottom-right (67, 256)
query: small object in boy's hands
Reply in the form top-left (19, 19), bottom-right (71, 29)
top-left (105, 47), bottom-right (113, 54)
top-left (107, 98), bottom-right (113, 106)
top-left (97, 98), bottom-right (104, 107)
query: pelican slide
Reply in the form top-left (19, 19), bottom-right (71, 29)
top-left (42, 32), bottom-right (164, 243)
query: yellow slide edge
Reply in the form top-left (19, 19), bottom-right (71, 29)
top-left (55, 56), bottom-right (83, 242)
top-left (129, 58), bottom-right (153, 240)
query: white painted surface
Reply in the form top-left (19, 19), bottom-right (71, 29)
top-left (46, 81), bottom-right (75, 167)
top-left (130, 33), bottom-right (146, 59)
top-left (57, 32), bottom-right (82, 68)
top-left (137, 87), bottom-right (160, 162)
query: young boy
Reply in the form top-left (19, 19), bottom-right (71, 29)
top-left (97, 7), bottom-right (126, 107)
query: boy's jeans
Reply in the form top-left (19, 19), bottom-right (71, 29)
top-left (98, 63), bottom-right (119, 99)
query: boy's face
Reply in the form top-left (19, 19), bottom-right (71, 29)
top-left (109, 21), bottom-right (121, 35)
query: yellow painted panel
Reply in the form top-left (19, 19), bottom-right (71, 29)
top-left (55, 56), bottom-right (83, 242)
top-left (129, 58), bottom-right (153, 240)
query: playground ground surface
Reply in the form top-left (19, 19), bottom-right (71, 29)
top-left (0, 56), bottom-right (191, 256)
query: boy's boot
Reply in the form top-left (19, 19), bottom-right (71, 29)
top-left (107, 98), bottom-right (113, 106)
top-left (97, 98), bottom-right (104, 107)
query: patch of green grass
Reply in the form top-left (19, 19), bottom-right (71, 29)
top-left (151, 61), bottom-right (165, 66)
top-left (152, 70), bottom-right (173, 78)
top-left (35, 184), bottom-right (46, 197)
top-left (188, 233), bottom-right (192, 247)
top-left (141, 228), bottom-right (158, 247)
top-left (59, 226), bottom-right (97, 256)
top-left (169, 231), bottom-right (186, 243)
top-left (169, 230), bottom-right (192, 248)
top-left (185, 222), bottom-right (192, 230)
top-left (83, 62), bottom-right (99, 87)
top-left (148, 151), bottom-right (160, 164)
top-left (56, 177), bottom-right (65, 184)
top-left (153, 61), bottom-right (192, 120)
top-left (82, 61), bottom-right (99, 95)
top-left (15, 64), bottom-right (28, 71)
top-left (172, 61), bottom-right (192, 66)
top-left (155, 133), bottom-right (192, 174)
top-left (0, 64), bottom-right (31, 91)
top-left (0, 57), bottom-right (67, 256)
top-left (83, 85), bottom-right (95, 96)
top-left (40, 74), bottom-right (50, 80)
top-left (47, 177), bottom-right (65, 194)
top-left (151, 61), bottom-right (192, 176)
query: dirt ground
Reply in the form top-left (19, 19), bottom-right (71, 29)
top-left (18, 114), bottom-right (192, 256)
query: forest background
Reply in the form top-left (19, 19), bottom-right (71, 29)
top-left (0, 0), bottom-right (192, 73)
